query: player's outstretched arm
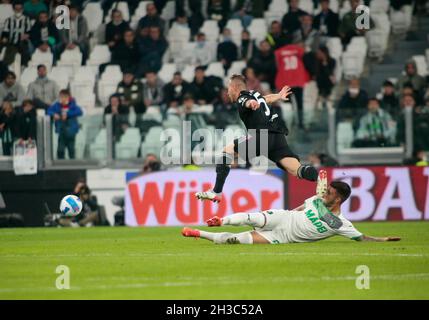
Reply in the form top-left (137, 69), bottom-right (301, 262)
top-left (356, 235), bottom-right (401, 242)
top-left (264, 86), bottom-right (293, 104)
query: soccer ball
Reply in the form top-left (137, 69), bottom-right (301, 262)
top-left (60, 195), bottom-right (83, 217)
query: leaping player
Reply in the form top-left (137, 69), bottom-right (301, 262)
top-left (195, 74), bottom-right (319, 203)
top-left (184, 173), bottom-right (401, 244)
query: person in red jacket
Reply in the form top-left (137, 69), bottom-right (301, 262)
top-left (274, 43), bottom-right (310, 129)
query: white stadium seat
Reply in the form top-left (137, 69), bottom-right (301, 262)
top-left (336, 121), bottom-right (355, 151)
top-left (206, 62), bottom-right (224, 78)
top-left (225, 19), bottom-right (243, 46)
top-left (299, 0), bottom-right (314, 14)
top-left (200, 20), bottom-right (220, 43)
top-left (370, 0), bottom-right (389, 13)
top-left (181, 65), bottom-right (195, 82)
top-left (20, 67), bottom-right (38, 93)
top-left (326, 37), bottom-right (343, 60)
top-left (0, 4), bottom-right (13, 34)
top-left (57, 47), bottom-right (82, 71)
top-left (247, 18), bottom-right (268, 43)
top-left (28, 48), bottom-right (53, 71)
top-left (366, 29), bottom-right (388, 58)
top-left (101, 65), bottom-right (123, 81)
top-left (158, 63), bottom-right (178, 83)
top-left (268, 0), bottom-right (288, 15)
top-left (160, 0), bottom-right (175, 21)
top-left (87, 45), bottom-right (111, 66)
top-left (82, 2), bottom-right (103, 33)
top-left (227, 60), bottom-right (247, 78)
top-left (48, 68), bottom-right (69, 90)
top-left (412, 55), bottom-right (429, 77)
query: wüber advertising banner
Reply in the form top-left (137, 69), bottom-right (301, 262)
top-left (125, 170), bottom-right (284, 226)
top-left (288, 166), bottom-right (429, 221)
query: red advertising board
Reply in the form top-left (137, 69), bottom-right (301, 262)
top-left (125, 170), bottom-right (284, 226)
top-left (288, 166), bottom-right (429, 221)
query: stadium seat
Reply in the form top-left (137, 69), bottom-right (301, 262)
top-left (82, 2), bottom-right (103, 33)
top-left (299, 0), bottom-right (314, 14)
top-left (74, 128), bottom-right (87, 159)
top-left (0, 4), bottom-right (13, 34)
top-left (29, 48), bottom-right (53, 71)
top-left (140, 144), bottom-right (162, 160)
top-left (342, 51), bottom-right (363, 79)
top-left (87, 45), bottom-right (111, 67)
top-left (105, 1), bottom-right (130, 22)
top-left (142, 106), bottom-right (163, 122)
top-left (101, 65), bottom-right (123, 81)
top-left (134, 1), bottom-right (150, 18)
top-left (48, 68), bottom-right (69, 90)
top-left (412, 55), bottom-right (428, 77)
top-left (158, 63), bottom-right (177, 83)
top-left (97, 79), bottom-right (120, 106)
top-left (263, 11), bottom-right (284, 25)
top-left (225, 19), bottom-right (243, 46)
top-left (336, 121), bottom-right (354, 151)
top-left (370, 0), bottom-right (389, 13)
top-left (144, 126), bottom-right (164, 144)
top-left (366, 29), bottom-right (388, 58)
top-left (160, 0), bottom-right (175, 21)
top-left (89, 128), bottom-right (107, 159)
top-left (268, 0), bottom-right (288, 15)
top-left (172, 41), bottom-right (197, 66)
top-left (247, 19), bottom-right (268, 43)
top-left (390, 10), bottom-right (408, 34)
top-left (57, 47), bottom-right (82, 71)
top-left (314, 0), bottom-right (339, 13)
top-left (326, 37), bottom-right (343, 60)
top-left (181, 65), bottom-right (195, 82)
top-left (71, 67), bottom-right (96, 110)
top-left (200, 20), bottom-right (220, 43)
top-left (19, 66), bottom-right (38, 93)
top-left (115, 127), bottom-right (141, 159)
top-left (206, 62), bottom-right (225, 78)
top-left (227, 61), bottom-right (247, 78)
top-left (371, 12), bottom-right (391, 34)
top-left (168, 23), bottom-right (192, 64)
top-left (50, 65), bottom-right (75, 83)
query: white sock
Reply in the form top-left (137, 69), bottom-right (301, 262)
top-left (199, 231), bottom-right (253, 244)
top-left (222, 212), bottom-right (265, 228)
top-left (214, 232), bottom-right (253, 244)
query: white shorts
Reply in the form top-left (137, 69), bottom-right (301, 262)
top-left (253, 209), bottom-right (292, 244)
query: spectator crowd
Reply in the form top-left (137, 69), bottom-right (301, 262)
top-left (0, 0), bottom-right (428, 162)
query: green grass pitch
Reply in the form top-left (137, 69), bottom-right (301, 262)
top-left (1, 222), bottom-right (429, 299)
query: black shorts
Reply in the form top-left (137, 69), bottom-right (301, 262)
top-left (233, 132), bottom-right (299, 166)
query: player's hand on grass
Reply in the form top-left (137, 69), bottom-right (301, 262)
top-left (279, 86), bottom-right (293, 101)
top-left (246, 99), bottom-right (260, 110)
top-left (386, 236), bottom-right (401, 241)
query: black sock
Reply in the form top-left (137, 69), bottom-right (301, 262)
top-left (213, 153), bottom-right (232, 193)
top-left (298, 165), bottom-right (318, 181)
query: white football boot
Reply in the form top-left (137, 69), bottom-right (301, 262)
top-left (195, 190), bottom-right (222, 203)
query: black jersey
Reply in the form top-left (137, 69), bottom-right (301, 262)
top-left (236, 90), bottom-right (288, 135)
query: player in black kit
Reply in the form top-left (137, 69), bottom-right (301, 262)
top-left (196, 74), bottom-right (318, 203)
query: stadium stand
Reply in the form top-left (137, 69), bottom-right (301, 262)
top-left (0, 0), bottom-right (428, 167)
